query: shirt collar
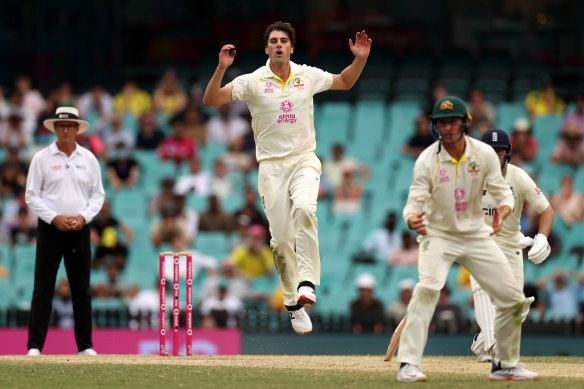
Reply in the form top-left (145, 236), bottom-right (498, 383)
top-left (263, 60), bottom-right (303, 82)
top-left (438, 135), bottom-right (470, 163)
top-left (50, 141), bottom-right (80, 157)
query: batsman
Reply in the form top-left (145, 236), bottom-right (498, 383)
top-left (203, 21), bottom-right (371, 335)
top-left (470, 128), bottom-right (554, 362)
top-left (396, 96), bottom-right (539, 382)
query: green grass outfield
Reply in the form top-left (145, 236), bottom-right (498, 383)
top-left (1, 355), bottom-right (583, 389)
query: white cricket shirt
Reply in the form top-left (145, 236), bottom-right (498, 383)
top-left (482, 163), bottom-right (550, 247)
top-left (25, 142), bottom-right (106, 224)
top-left (228, 60), bottom-right (333, 162)
top-left (403, 136), bottom-right (514, 237)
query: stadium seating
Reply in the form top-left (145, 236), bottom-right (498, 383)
top-left (195, 231), bottom-right (231, 261)
top-left (12, 244), bottom-right (37, 307)
top-left (316, 102), bottom-right (353, 159)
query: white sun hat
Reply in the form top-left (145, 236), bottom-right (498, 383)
top-left (43, 107), bottom-right (90, 134)
top-left (356, 272), bottom-right (376, 289)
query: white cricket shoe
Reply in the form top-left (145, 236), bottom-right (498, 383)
top-left (397, 363), bottom-right (427, 382)
top-left (78, 348), bottom-right (98, 356)
top-left (489, 364), bottom-right (539, 381)
top-left (297, 286), bottom-right (316, 305)
top-left (289, 307), bottom-right (312, 335)
top-left (27, 348), bottom-right (41, 356)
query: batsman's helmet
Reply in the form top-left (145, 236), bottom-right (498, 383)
top-left (482, 128), bottom-right (512, 166)
top-left (429, 96), bottom-right (472, 139)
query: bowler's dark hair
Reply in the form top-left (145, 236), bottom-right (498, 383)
top-left (264, 21), bottom-right (296, 47)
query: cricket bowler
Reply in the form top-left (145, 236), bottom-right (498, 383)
top-left (203, 21), bottom-right (371, 334)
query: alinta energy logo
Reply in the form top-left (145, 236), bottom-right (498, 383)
top-left (264, 81), bottom-right (274, 94)
top-left (278, 99), bottom-right (296, 123)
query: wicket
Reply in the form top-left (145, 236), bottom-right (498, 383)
top-left (159, 251), bottom-right (193, 356)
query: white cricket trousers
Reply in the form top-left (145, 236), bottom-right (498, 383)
top-left (470, 244), bottom-right (524, 353)
top-left (398, 233), bottom-right (525, 368)
top-left (257, 152), bottom-right (321, 307)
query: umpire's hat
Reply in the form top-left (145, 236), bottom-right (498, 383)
top-left (43, 106), bottom-right (89, 134)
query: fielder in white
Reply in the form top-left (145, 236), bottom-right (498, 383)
top-left (470, 128), bottom-right (554, 362)
top-left (396, 96), bottom-right (539, 382)
top-left (203, 21), bottom-right (371, 334)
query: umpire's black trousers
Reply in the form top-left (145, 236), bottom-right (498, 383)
top-left (28, 219), bottom-right (93, 352)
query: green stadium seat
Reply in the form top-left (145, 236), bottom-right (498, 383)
top-left (198, 143), bottom-right (228, 172)
top-left (495, 102), bottom-right (527, 132)
top-left (572, 167), bottom-right (584, 190)
top-left (387, 101), bottom-right (422, 153)
top-left (523, 261), bottom-right (540, 285)
top-left (12, 244), bottom-right (37, 305)
top-left (92, 297), bottom-right (126, 310)
top-left (250, 275), bottom-right (279, 295)
top-left (0, 245), bottom-right (12, 276)
top-left (0, 278), bottom-right (15, 309)
top-left (90, 267), bottom-right (108, 287)
top-left (110, 189), bottom-right (148, 225)
top-left (122, 112), bottom-right (139, 134)
top-left (186, 194), bottom-right (208, 212)
top-left (222, 194), bottom-right (243, 214)
top-left (133, 150), bottom-right (177, 191)
top-left (316, 102), bottom-right (353, 158)
top-left (195, 231), bottom-right (231, 260)
top-left (382, 266), bottom-right (419, 306)
top-left (533, 115), bottom-right (563, 140)
top-left (347, 101), bottom-right (386, 163)
top-left (124, 265), bottom-right (157, 291)
top-left (536, 164), bottom-right (574, 196)
top-left (127, 241), bottom-right (157, 267)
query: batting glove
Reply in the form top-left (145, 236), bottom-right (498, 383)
top-left (519, 236), bottom-right (534, 248)
top-left (528, 233), bottom-right (551, 264)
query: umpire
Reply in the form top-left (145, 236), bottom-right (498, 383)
top-left (25, 106), bottom-right (105, 356)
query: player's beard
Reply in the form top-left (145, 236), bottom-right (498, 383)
top-left (440, 129), bottom-right (464, 146)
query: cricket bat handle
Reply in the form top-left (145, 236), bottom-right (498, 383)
top-left (384, 314), bottom-right (407, 362)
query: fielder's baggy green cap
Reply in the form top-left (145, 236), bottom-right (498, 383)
top-left (431, 96), bottom-right (468, 120)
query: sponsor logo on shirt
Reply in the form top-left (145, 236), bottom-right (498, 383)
top-left (50, 165), bottom-right (63, 171)
top-left (293, 77), bottom-right (304, 90)
top-left (467, 161), bottom-right (480, 177)
top-left (439, 168), bottom-right (450, 183)
top-left (454, 187), bottom-right (468, 212)
top-left (278, 100), bottom-right (296, 124)
top-left (482, 204), bottom-right (495, 216)
top-left (264, 81), bottom-right (274, 94)
top-left (75, 164), bottom-right (87, 169)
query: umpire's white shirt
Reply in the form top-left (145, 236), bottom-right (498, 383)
top-left (403, 136), bottom-right (514, 237)
top-left (228, 60), bottom-right (333, 162)
top-left (25, 142), bottom-right (105, 224)
top-left (482, 163), bottom-right (549, 247)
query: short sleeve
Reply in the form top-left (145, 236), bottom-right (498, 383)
top-left (519, 168), bottom-right (550, 214)
top-left (302, 65), bottom-right (333, 95)
top-left (228, 73), bottom-right (256, 102)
